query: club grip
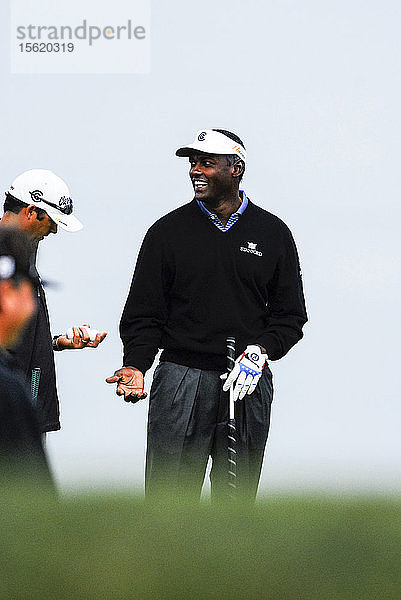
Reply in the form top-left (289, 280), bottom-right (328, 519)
top-left (226, 336), bottom-right (236, 374)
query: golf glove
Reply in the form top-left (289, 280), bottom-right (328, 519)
top-left (221, 345), bottom-right (268, 402)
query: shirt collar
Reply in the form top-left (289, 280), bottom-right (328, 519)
top-left (197, 190), bottom-right (248, 219)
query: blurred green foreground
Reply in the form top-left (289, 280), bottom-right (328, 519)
top-left (0, 486), bottom-right (400, 600)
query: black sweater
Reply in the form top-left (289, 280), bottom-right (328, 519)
top-left (120, 199), bottom-right (307, 373)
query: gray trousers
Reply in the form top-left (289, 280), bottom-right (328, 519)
top-left (145, 361), bottom-right (273, 502)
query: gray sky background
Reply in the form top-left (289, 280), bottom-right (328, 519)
top-left (1, 0), bottom-right (400, 494)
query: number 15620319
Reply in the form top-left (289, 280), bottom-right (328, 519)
top-left (19, 42), bottom-right (74, 52)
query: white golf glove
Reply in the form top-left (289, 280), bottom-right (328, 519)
top-left (221, 345), bottom-right (268, 402)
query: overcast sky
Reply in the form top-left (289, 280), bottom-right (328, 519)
top-left (1, 0), bottom-right (400, 494)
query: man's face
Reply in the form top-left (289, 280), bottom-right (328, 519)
top-left (189, 153), bottom-right (235, 206)
top-left (24, 207), bottom-right (58, 241)
top-left (0, 279), bottom-right (36, 348)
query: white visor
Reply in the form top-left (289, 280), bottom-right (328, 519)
top-left (176, 129), bottom-right (246, 162)
top-left (8, 169), bottom-right (83, 233)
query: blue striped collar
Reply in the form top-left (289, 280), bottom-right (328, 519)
top-left (197, 191), bottom-right (248, 232)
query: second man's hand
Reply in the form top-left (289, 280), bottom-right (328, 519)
top-left (105, 366), bottom-right (147, 403)
top-left (56, 324), bottom-right (107, 350)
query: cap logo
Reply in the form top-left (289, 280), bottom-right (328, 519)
top-left (198, 131), bottom-right (207, 141)
top-left (30, 189), bottom-right (44, 202)
top-left (59, 196), bottom-right (73, 215)
top-left (232, 145), bottom-right (246, 160)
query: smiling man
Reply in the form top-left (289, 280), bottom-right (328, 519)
top-left (1, 169), bottom-right (107, 435)
top-left (108, 129), bottom-right (307, 502)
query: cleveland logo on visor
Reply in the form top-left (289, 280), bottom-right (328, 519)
top-left (198, 132), bottom-right (207, 141)
top-left (30, 190), bottom-right (44, 202)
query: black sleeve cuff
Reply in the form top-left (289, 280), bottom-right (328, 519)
top-left (52, 336), bottom-right (62, 351)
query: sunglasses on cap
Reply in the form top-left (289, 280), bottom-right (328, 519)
top-left (29, 190), bottom-right (73, 216)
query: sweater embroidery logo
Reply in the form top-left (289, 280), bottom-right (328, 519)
top-left (240, 241), bottom-right (263, 257)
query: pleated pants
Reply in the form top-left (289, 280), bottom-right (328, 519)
top-left (145, 361), bottom-right (273, 502)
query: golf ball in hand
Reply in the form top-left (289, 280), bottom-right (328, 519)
top-left (88, 329), bottom-right (98, 341)
top-left (66, 327), bottom-right (98, 342)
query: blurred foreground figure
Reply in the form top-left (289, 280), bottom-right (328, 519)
top-left (108, 129), bottom-right (307, 502)
top-left (0, 228), bottom-right (51, 483)
top-left (1, 169), bottom-right (106, 434)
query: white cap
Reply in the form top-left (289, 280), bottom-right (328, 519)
top-left (176, 129), bottom-right (247, 162)
top-left (7, 169), bottom-right (83, 233)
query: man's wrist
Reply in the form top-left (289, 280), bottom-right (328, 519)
top-left (52, 335), bottom-right (62, 351)
top-left (255, 344), bottom-right (267, 355)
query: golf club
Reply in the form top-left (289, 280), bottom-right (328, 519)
top-left (226, 336), bottom-right (236, 497)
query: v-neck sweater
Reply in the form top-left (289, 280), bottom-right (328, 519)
top-left (120, 199), bottom-right (307, 373)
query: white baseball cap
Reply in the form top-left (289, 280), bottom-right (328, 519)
top-left (176, 129), bottom-right (247, 162)
top-left (7, 169), bottom-right (83, 233)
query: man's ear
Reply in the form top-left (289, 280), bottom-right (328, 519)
top-left (232, 161), bottom-right (245, 179)
top-left (25, 205), bottom-right (37, 219)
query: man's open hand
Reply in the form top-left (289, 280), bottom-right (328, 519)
top-left (105, 367), bottom-right (147, 403)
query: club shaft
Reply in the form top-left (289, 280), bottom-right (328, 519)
top-left (226, 336), bottom-right (236, 419)
top-left (226, 337), bottom-right (236, 495)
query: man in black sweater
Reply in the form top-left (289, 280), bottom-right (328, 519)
top-left (107, 129), bottom-right (307, 501)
